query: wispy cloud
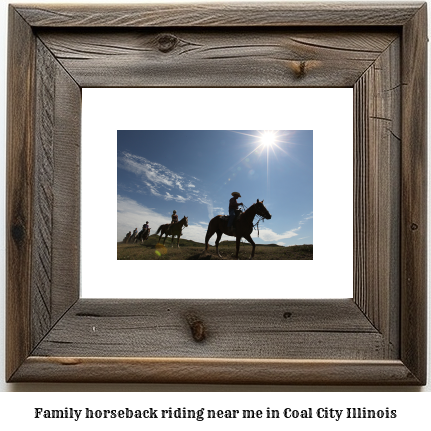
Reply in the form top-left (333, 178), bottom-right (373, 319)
top-left (164, 192), bottom-right (188, 203)
top-left (252, 227), bottom-right (301, 242)
top-left (119, 152), bottom-right (195, 200)
top-left (119, 152), bottom-right (214, 210)
top-left (299, 211), bottom-right (313, 225)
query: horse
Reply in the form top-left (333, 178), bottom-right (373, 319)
top-left (155, 223), bottom-right (170, 242)
top-left (134, 228), bottom-right (151, 244)
top-left (127, 231), bottom-right (138, 243)
top-left (204, 199), bottom-right (272, 259)
top-left (156, 216), bottom-right (188, 247)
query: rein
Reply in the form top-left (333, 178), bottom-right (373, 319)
top-left (240, 204), bottom-right (267, 237)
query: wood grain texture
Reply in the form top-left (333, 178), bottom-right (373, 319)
top-left (32, 38), bottom-right (81, 349)
top-left (6, 2), bottom-right (427, 385)
top-left (50, 51), bottom-right (81, 324)
top-left (12, 358), bottom-right (420, 385)
top-left (400, 3), bottom-right (428, 384)
top-left (15, 2), bottom-right (423, 27)
top-left (32, 40), bottom-right (56, 347)
top-left (6, 7), bottom-right (36, 381)
top-left (32, 299), bottom-right (384, 360)
top-left (353, 38), bottom-right (401, 359)
top-left (37, 29), bottom-right (398, 88)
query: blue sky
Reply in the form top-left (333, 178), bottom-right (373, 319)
top-left (117, 130), bottom-right (313, 246)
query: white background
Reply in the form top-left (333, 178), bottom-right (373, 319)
top-left (0, 0), bottom-right (429, 418)
top-left (82, 87), bottom-right (353, 299)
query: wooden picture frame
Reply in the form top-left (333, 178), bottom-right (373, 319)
top-left (6, 2), bottom-right (427, 385)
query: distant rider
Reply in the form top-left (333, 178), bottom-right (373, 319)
top-left (227, 192), bottom-right (243, 232)
top-left (142, 221), bottom-right (149, 237)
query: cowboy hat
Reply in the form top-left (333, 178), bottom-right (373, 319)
top-left (231, 192), bottom-right (241, 197)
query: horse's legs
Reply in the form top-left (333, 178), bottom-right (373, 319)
top-left (204, 223), bottom-right (215, 251)
top-left (215, 230), bottom-right (223, 257)
top-left (243, 233), bottom-right (256, 259)
top-left (235, 236), bottom-right (241, 259)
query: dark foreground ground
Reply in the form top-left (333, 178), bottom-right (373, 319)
top-left (118, 235), bottom-right (313, 260)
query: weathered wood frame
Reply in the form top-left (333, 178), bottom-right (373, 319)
top-left (6, 2), bottom-right (427, 384)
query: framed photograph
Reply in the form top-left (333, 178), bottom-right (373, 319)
top-left (6, 2), bottom-right (427, 384)
top-left (81, 87), bottom-right (352, 301)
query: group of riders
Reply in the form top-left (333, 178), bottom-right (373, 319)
top-left (123, 221), bottom-right (151, 244)
top-left (122, 192), bottom-right (243, 244)
top-left (122, 209), bottom-right (181, 244)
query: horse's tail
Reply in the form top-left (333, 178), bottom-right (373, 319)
top-left (204, 217), bottom-right (217, 248)
top-left (155, 225), bottom-right (163, 235)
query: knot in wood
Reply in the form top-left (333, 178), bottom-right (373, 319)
top-left (410, 223), bottom-right (418, 230)
top-left (157, 34), bottom-right (178, 53)
top-left (186, 315), bottom-right (206, 342)
top-left (291, 61), bottom-right (307, 78)
top-left (11, 222), bottom-right (25, 245)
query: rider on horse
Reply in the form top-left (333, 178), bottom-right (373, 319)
top-left (167, 210), bottom-right (178, 234)
top-left (227, 192), bottom-right (243, 233)
top-left (141, 221), bottom-right (150, 238)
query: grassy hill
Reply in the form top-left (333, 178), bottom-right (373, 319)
top-left (118, 234), bottom-right (313, 260)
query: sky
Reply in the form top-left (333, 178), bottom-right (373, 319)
top-left (117, 130), bottom-right (313, 246)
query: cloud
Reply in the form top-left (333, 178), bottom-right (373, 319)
top-left (251, 227), bottom-right (300, 242)
top-left (299, 211), bottom-right (313, 225)
top-left (144, 181), bottom-right (162, 197)
top-left (253, 210), bottom-right (311, 245)
top-left (117, 195), bottom-right (170, 241)
top-left (117, 195), bottom-right (215, 245)
top-left (163, 193), bottom-right (188, 203)
top-left (118, 152), bottom-right (212, 210)
top-left (119, 152), bottom-right (190, 196)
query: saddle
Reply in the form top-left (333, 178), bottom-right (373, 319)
top-left (221, 210), bottom-right (242, 228)
top-left (167, 223), bottom-right (181, 235)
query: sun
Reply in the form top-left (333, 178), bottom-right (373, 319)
top-left (260, 131), bottom-right (276, 148)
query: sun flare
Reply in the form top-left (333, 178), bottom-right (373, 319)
top-left (260, 131), bottom-right (276, 148)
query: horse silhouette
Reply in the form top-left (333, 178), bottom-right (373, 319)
top-left (204, 199), bottom-right (271, 259)
top-left (134, 228), bottom-right (151, 244)
top-left (156, 216), bottom-right (188, 248)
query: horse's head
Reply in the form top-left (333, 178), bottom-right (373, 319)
top-left (183, 216), bottom-right (189, 227)
top-left (256, 199), bottom-right (272, 220)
